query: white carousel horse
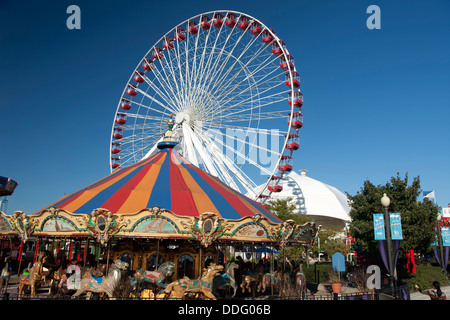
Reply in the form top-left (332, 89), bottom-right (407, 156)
top-left (71, 259), bottom-right (129, 299)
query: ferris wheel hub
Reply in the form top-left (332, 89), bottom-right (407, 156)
top-left (175, 111), bottom-right (194, 126)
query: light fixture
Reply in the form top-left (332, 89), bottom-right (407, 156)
top-left (381, 193), bottom-right (390, 207)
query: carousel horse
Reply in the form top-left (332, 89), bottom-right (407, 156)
top-left (164, 263), bottom-right (224, 300)
top-left (295, 270), bottom-right (307, 298)
top-left (258, 270), bottom-right (282, 294)
top-left (240, 265), bottom-right (264, 294)
top-left (131, 261), bottom-right (175, 292)
top-left (71, 260), bottom-right (129, 299)
top-left (18, 253), bottom-right (47, 298)
top-left (213, 261), bottom-right (239, 298)
top-left (41, 251), bottom-right (58, 287)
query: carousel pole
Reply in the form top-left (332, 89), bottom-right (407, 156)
top-left (96, 242), bottom-right (101, 265)
top-left (56, 240), bottom-right (60, 264)
top-left (252, 243), bottom-right (255, 269)
top-left (264, 246), bottom-right (267, 269)
top-left (106, 241), bottom-right (111, 273)
top-left (199, 246), bottom-right (203, 278)
top-left (83, 239), bottom-right (89, 267)
top-left (155, 239), bottom-right (160, 270)
top-left (270, 245), bottom-right (274, 296)
top-left (33, 239), bottom-right (39, 265)
top-left (76, 240), bottom-right (81, 262)
top-left (9, 239), bottom-right (12, 258)
top-left (69, 240), bottom-right (73, 261)
top-left (0, 239), bottom-right (4, 261)
top-left (304, 246), bottom-right (309, 268)
top-left (215, 244), bottom-right (219, 265)
top-left (17, 241), bottom-right (23, 275)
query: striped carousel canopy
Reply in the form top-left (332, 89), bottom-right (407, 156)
top-left (40, 148), bottom-right (282, 224)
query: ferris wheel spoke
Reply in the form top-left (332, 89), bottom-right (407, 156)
top-left (128, 99), bottom-right (175, 118)
top-left (145, 66), bottom-right (182, 111)
top-left (189, 27), bottom-right (210, 107)
top-left (173, 41), bottom-right (192, 109)
top-left (120, 124), bottom-right (164, 133)
top-left (206, 39), bottom-right (272, 103)
top-left (204, 85), bottom-right (289, 121)
top-left (210, 124), bottom-right (288, 136)
top-left (204, 31), bottom-right (274, 101)
top-left (195, 27), bottom-right (249, 105)
top-left (125, 113), bottom-right (168, 122)
top-left (134, 86), bottom-right (178, 115)
top-left (182, 123), bottom-right (220, 177)
top-left (208, 66), bottom-right (285, 115)
top-left (194, 127), bottom-right (258, 193)
top-left (208, 129), bottom-right (273, 176)
top-left (213, 112), bottom-right (289, 124)
top-left (158, 53), bottom-right (187, 110)
top-left (203, 63), bottom-right (286, 114)
top-left (206, 127), bottom-right (281, 164)
top-left (140, 70), bottom-right (179, 110)
top-left (119, 130), bottom-right (163, 147)
top-left (193, 23), bottom-right (226, 94)
top-left (193, 128), bottom-right (241, 190)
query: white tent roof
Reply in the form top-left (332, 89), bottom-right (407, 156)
top-left (260, 170), bottom-right (351, 222)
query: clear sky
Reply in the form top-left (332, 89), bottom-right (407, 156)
top-left (1, 0), bottom-right (449, 214)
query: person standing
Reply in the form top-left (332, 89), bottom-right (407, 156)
top-left (415, 281), bottom-right (447, 300)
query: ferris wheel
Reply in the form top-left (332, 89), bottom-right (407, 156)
top-left (110, 10), bottom-right (304, 202)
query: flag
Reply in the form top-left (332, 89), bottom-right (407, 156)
top-left (423, 190), bottom-right (435, 199)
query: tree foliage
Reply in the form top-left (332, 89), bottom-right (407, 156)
top-left (266, 197), bottom-right (310, 225)
top-left (347, 173), bottom-right (438, 257)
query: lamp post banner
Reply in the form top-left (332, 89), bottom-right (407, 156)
top-left (390, 213), bottom-right (403, 240)
top-left (442, 227), bottom-right (450, 246)
top-left (373, 214), bottom-right (385, 240)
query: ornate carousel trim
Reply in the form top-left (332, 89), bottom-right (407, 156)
top-left (0, 206), bottom-right (320, 249)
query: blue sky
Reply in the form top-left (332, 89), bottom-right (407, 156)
top-left (1, 0), bottom-right (449, 214)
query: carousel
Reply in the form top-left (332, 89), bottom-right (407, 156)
top-left (0, 10), bottom-right (319, 299)
top-left (0, 125), bottom-right (319, 299)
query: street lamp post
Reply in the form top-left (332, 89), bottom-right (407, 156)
top-left (437, 214), bottom-right (447, 276)
top-left (381, 193), bottom-right (395, 296)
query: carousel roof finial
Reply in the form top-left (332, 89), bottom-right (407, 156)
top-left (157, 114), bottom-right (178, 149)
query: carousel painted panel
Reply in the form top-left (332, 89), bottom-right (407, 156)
top-left (232, 222), bottom-right (268, 239)
top-left (41, 216), bottom-right (78, 232)
top-left (132, 216), bottom-right (178, 234)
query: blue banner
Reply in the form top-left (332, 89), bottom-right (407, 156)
top-left (390, 213), bottom-right (403, 240)
top-left (373, 214), bottom-right (385, 240)
top-left (442, 227), bottom-right (450, 246)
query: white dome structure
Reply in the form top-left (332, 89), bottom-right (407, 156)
top-left (257, 170), bottom-right (351, 228)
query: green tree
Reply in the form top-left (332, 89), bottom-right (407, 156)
top-left (347, 173), bottom-right (438, 258)
top-left (266, 197), bottom-right (310, 225)
top-left (317, 226), bottom-right (350, 261)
